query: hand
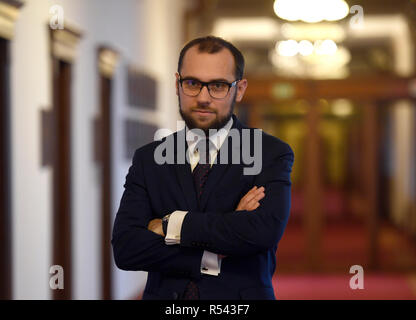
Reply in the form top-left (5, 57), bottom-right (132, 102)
top-left (147, 218), bottom-right (164, 236)
top-left (235, 186), bottom-right (265, 211)
top-left (218, 187), bottom-right (265, 260)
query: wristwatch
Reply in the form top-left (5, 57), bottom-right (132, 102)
top-left (162, 214), bottom-right (171, 236)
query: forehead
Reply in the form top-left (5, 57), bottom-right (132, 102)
top-left (181, 46), bottom-right (235, 81)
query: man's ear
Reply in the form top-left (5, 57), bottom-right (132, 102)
top-left (175, 72), bottom-right (180, 96)
top-left (235, 79), bottom-right (248, 102)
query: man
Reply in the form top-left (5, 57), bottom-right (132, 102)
top-left (112, 36), bottom-right (294, 300)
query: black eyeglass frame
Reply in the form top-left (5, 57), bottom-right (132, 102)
top-left (178, 74), bottom-right (240, 99)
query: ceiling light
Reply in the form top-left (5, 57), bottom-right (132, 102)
top-left (276, 40), bottom-right (299, 56)
top-left (298, 40), bottom-right (314, 56)
top-left (314, 39), bottom-right (338, 55)
top-left (274, 0), bottom-right (349, 23)
top-left (332, 99), bottom-right (354, 117)
top-left (275, 39), bottom-right (339, 57)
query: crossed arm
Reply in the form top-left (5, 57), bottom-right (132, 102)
top-left (147, 186), bottom-right (266, 237)
top-left (149, 148), bottom-right (293, 256)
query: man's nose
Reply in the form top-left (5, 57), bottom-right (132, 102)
top-left (197, 85), bottom-right (211, 103)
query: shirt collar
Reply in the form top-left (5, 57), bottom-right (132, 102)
top-left (186, 117), bottom-right (233, 155)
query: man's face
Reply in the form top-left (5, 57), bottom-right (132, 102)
top-left (176, 46), bottom-right (247, 134)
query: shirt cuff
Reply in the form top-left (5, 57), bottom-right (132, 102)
top-left (201, 251), bottom-right (221, 276)
top-left (165, 210), bottom-right (187, 245)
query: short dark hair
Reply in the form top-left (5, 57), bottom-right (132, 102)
top-left (177, 36), bottom-right (245, 80)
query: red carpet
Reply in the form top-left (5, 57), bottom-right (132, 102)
top-left (273, 273), bottom-right (416, 300)
top-left (273, 217), bottom-right (416, 299)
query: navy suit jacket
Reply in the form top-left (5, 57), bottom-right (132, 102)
top-left (112, 114), bottom-right (294, 300)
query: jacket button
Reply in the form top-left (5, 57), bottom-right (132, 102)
top-left (172, 292), bottom-right (179, 300)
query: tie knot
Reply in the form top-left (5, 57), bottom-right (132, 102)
top-left (196, 139), bottom-right (212, 165)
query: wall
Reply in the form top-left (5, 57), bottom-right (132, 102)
top-left (10, 0), bottom-right (186, 299)
top-left (12, 0), bottom-right (52, 300)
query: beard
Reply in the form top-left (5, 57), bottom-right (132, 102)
top-left (178, 91), bottom-right (236, 136)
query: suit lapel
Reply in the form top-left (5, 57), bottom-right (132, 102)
top-left (173, 129), bottom-right (199, 211)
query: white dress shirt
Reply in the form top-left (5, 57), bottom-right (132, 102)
top-left (165, 117), bottom-right (234, 276)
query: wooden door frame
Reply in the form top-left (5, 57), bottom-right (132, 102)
top-left (51, 58), bottom-right (72, 300)
top-left (0, 0), bottom-right (24, 300)
top-left (97, 47), bottom-right (119, 300)
top-left (49, 25), bottom-right (82, 300)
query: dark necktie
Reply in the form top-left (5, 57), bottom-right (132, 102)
top-left (183, 139), bottom-right (212, 300)
top-left (193, 138), bottom-right (212, 203)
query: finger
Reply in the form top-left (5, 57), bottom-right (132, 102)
top-left (242, 187), bottom-right (264, 204)
top-left (237, 186), bottom-right (264, 211)
top-left (250, 201), bottom-right (261, 210)
top-left (255, 191), bottom-right (265, 201)
top-left (246, 192), bottom-right (264, 208)
top-left (245, 189), bottom-right (265, 205)
top-left (251, 186), bottom-right (264, 196)
top-left (245, 201), bottom-right (260, 211)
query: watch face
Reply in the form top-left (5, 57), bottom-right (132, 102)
top-left (162, 216), bottom-right (169, 235)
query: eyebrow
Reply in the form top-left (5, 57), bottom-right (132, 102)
top-left (180, 76), bottom-right (232, 83)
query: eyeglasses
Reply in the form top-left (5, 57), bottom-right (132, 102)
top-left (178, 75), bottom-right (240, 99)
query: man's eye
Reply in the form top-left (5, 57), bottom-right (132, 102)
top-left (210, 82), bottom-right (227, 90)
top-left (185, 80), bottom-right (200, 87)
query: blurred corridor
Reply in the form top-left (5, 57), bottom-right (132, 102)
top-left (1, 0), bottom-right (416, 299)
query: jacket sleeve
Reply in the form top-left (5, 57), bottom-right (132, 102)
top-left (111, 148), bottom-right (204, 279)
top-left (179, 144), bottom-right (294, 256)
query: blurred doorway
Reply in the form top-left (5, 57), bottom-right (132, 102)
top-left (0, 36), bottom-right (11, 300)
